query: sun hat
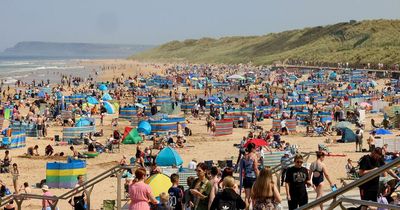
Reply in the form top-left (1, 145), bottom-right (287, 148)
top-left (41, 185), bottom-right (49, 191)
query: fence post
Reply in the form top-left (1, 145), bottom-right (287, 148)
top-left (116, 171), bottom-right (123, 210)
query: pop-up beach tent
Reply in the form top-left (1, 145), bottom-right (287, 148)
top-left (339, 127), bottom-right (357, 143)
top-left (155, 146), bottom-right (183, 167)
top-left (137, 121), bottom-right (152, 135)
top-left (102, 93), bottom-right (113, 101)
top-left (103, 101), bottom-right (115, 114)
top-left (75, 118), bottom-right (93, 127)
top-left (145, 173), bottom-right (172, 197)
top-left (98, 84), bottom-right (108, 91)
top-left (122, 127), bottom-right (142, 144)
top-left (86, 96), bottom-right (99, 105)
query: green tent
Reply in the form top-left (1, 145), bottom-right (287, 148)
top-left (122, 127), bottom-right (142, 144)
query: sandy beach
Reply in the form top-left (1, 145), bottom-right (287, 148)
top-left (0, 59), bottom-right (394, 209)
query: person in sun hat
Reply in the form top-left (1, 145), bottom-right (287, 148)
top-left (42, 185), bottom-right (57, 210)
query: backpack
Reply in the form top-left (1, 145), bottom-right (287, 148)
top-left (217, 193), bottom-right (236, 210)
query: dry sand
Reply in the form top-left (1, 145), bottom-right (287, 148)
top-left (0, 59), bottom-right (393, 209)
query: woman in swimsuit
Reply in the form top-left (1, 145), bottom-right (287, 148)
top-left (309, 151), bottom-right (334, 210)
top-left (241, 143), bottom-right (259, 208)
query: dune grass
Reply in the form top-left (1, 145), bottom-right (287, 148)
top-left (132, 19), bottom-right (400, 65)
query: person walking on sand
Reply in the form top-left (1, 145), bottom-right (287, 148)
top-left (42, 185), bottom-right (58, 210)
top-left (251, 168), bottom-right (282, 210)
top-left (241, 143), bottom-right (259, 208)
top-left (285, 154), bottom-right (311, 210)
top-left (308, 152), bottom-right (334, 210)
top-left (129, 168), bottom-right (158, 210)
top-left (11, 163), bottom-right (19, 193)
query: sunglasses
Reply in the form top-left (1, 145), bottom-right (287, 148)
top-left (296, 161), bottom-right (304, 164)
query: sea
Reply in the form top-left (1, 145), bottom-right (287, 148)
top-left (0, 56), bottom-right (90, 85)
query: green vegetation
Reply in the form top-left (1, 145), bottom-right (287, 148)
top-left (131, 19), bottom-right (400, 65)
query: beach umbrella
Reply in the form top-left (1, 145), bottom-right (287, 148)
top-left (145, 173), bottom-right (172, 197)
top-left (103, 101), bottom-right (115, 114)
top-left (244, 139), bottom-right (268, 147)
top-left (335, 121), bottom-right (352, 129)
top-left (102, 93), bottom-right (113, 101)
top-left (122, 127), bottom-right (143, 144)
top-left (98, 84), bottom-right (108, 91)
top-left (155, 147), bottom-right (183, 167)
top-left (227, 74), bottom-right (245, 80)
top-left (375, 128), bottom-right (392, 135)
top-left (87, 96), bottom-right (99, 105)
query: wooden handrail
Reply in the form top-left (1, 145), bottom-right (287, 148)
top-left (327, 197), bottom-right (400, 210)
top-left (0, 164), bottom-right (135, 210)
top-left (298, 157), bottom-right (400, 210)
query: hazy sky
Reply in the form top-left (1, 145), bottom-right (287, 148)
top-left (1, 0), bottom-right (400, 51)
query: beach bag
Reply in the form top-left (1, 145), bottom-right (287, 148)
top-left (72, 194), bottom-right (86, 210)
top-left (377, 195), bottom-right (389, 210)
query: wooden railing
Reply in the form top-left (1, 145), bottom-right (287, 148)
top-left (0, 164), bottom-right (135, 210)
top-left (298, 157), bottom-right (400, 210)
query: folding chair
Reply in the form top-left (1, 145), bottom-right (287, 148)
top-left (111, 140), bottom-right (120, 153)
top-left (102, 200), bottom-right (115, 210)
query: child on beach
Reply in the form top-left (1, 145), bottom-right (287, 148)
top-left (168, 173), bottom-right (183, 210)
top-left (183, 176), bottom-right (195, 210)
top-left (19, 182), bottom-right (31, 194)
top-left (11, 163), bottom-right (19, 193)
top-left (157, 192), bottom-right (172, 210)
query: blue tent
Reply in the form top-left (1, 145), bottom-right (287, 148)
top-left (75, 118), bottom-right (92, 127)
top-left (329, 72), bottom-right (337, 80)
top-left (375, 128), bottom-right (392, 135)
top-left (103, 101), bottom-right (115, 114)
top-left (137, 121), bottom-right (152, 135)
top-left (87, 96), bottom-right (99, 105)
top-left (155, 147), bottom-right (183, 167)
top-left (99, 84), bottom-right (108, 91)
top-left (38, 91), bottom-right (46, 98)
top-left (102, 93), bottom-right (113, 101)
top-left (340, 127), bottom-right (357, 143)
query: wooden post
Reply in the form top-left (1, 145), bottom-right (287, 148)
top-left (14, 198), bottom-right (23, 210)
top-left (116, 171), bottom-right (123, 210)
top-left (85, 186), bottom-right (94, 210)
top-left (50, 199), bottom-right (59, 210)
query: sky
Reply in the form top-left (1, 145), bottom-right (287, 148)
top-left (1, 0), bottom-right (400, 51)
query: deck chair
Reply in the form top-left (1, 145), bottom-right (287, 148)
top-left (102, 200), bottom-right (115, 210)
top-left (345, 165), bottom-right (359, 179)
top-left (111, 140), bottom-right (120, 153)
